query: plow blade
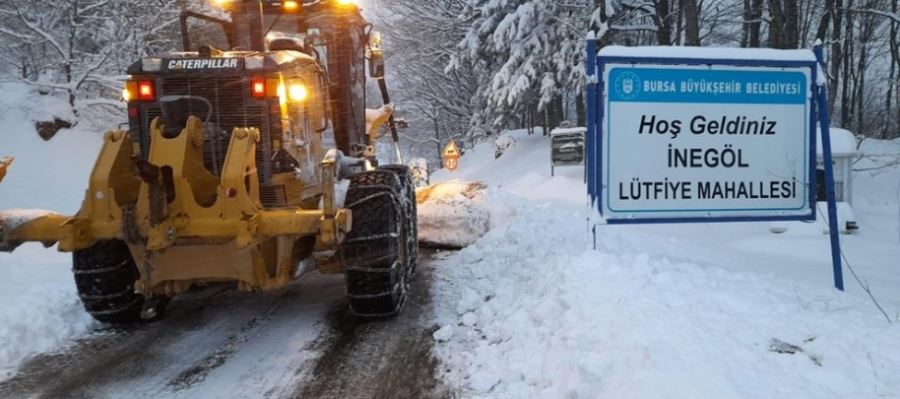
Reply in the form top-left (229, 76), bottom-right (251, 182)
top-left (0, 211), bottom-right (69, 252)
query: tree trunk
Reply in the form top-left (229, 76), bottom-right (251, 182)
top-left (680, 0), bottom-right (701, 46)
top-left (576, 91), bottom-right (586, 127)
top-left (547, 96), bottom-right (565, 133)
top-left (768, 0), bottom-right (786, 48)
top-left (655, 0), bottom-right (673, 45)
top-left (856, 37), bottom-right (866, 134)
top-left (742, 0), bottom-right (751, 47)
top-left (434, 114), bottom-right (442, 166)
top-left (889, 0), bottom-right (899, 138)
top-left (783, 0), bottom-right (799, 48)
top-left (765, 0), bottom-right (799, 48)
top-left (749, 0), bottom-right (764, 47)
top-left (840, 0), bottom-right (854, 129)
top-left (828, 0), bottom-right (842, 115)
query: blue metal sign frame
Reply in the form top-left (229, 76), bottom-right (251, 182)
top-left (587, 49), bottom-right (819, 225)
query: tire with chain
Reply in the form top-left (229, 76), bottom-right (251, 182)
top-left (72, 240), bottom-right (162, 324)
top-left (379, 165), bottom-right (419, 274)
top-left (340, 170), bottom-right (411, 317)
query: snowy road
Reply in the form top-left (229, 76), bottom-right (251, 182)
top-left (0, 250), bottom-right (450, 399)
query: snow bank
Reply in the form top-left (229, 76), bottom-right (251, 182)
top-left (494, 134), bottom-right (516, 159)
top-left (433, 201), bottom-right (900, 398)
top-left (416, 180), bottom-right (514, 248)
top-left (0, 83), bottom-right (101, 379)
top-left (429, 129), bottom-right (900, 398)
top-left (0, 262), bottom-right (95, 379)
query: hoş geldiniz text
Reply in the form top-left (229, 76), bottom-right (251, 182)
top-left (616, 113), bottom-right (799, 202)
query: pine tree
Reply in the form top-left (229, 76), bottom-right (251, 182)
top-left (453, 0), bottom-right (594, 136)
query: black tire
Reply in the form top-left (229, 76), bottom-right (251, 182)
top-left (379, 165), bottom-right (419, 274)
top-left (72, 240), bottom-right (161, 324)
top-left (340, 170), bottom-right (411, 317)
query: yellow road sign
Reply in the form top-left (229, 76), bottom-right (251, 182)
top-left (442, 141), bottom-right (460, 171)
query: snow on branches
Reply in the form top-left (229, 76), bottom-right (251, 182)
top-left (453, 0), bottom-right (596, 134)
top-left (0, 0), bottom-right (184, 119)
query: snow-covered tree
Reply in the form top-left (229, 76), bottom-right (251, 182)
top-left (453, 0), bottom-right (594, 136)
top-left (0, 0), bottom-right (185, 119)
top-left (372, 0), bottom-right (478, 162)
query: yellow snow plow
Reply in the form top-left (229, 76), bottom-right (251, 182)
top-left (1, 118), bottom-right (350, 293)
top-left (0, 0), bottom-right (418, 323)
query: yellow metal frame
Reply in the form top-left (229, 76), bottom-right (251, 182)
top-left (1, 117), bottom-right (351, 296)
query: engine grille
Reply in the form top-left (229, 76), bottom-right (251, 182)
top-left (141, 76), bottom-right (272, 186)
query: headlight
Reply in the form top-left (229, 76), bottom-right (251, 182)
top-left (245, 56), bottom-right (265, 70)
top-left (123, 81), bottom-right (138, 102)
top-left (141, 57), bottom-right (162, 72)
top-left (288, 83), bottom-right (308, 102)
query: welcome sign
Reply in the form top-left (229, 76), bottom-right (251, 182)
top-left (591, 49), bottom-right (818, 223)
top-left (585, 43), bottom-right (846, 290)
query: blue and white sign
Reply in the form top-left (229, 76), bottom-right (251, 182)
top-left (593, 57), bottom-right (817, 223)
top-left (585, 43), bottom-right (845, 290)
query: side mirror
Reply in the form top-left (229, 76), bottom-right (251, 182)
top-left (369, 50), bottom-right (385, 79)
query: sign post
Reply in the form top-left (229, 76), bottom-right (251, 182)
top-left (813, 44), bottom-right (845, 291)
top-left (586, 44), bottom-right (845, 291)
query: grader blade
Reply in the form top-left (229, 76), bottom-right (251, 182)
top-left (0, 211), bottom-right (67, 252)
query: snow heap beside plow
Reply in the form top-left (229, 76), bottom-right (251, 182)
top-left (0, 83), bottom-right (100, 379)
top-left (415, 180), bottom-right (515, 249)
top-left (426, 129), bottom-right (900, 398)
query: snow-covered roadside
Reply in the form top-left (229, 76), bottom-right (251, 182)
top-left (429, 130), bottom-right (900, 398)
top-left (416, 180), bottom-right (516, 248)
top-left (433, 200), bottom-right (899, 398)
top-left (0, 84), bottom-right (103, 378)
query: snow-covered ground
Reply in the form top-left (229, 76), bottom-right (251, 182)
top-left (429, 130), bottom-right (900, 398)
top-left (2, 79), bottom-right (898, 398)
top-left (0, 84), bottom-right (103, 378)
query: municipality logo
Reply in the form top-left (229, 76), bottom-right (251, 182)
top-left (614, 71), bottom-right (641, 100)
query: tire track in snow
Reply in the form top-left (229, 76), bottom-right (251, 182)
top-left (166, 287), bottom-right (300, 391)
top-left (294, 250), bottom-right (452, 399)
top-left (0, 251), bottom-right (453, 399)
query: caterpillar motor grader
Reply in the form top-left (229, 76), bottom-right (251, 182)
top-left (0, 0), bottom-right (419, 322)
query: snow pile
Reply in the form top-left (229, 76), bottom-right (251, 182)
top-left (769, 201), bottom-right (857, 235)
top-left (0, 270), bottom-right (95, 379)
top-left (416, 180), bottom-right (514, 248)
top-left (494, 134), bottom-right (516, 159)
top-left (433, 201), bottom-right (900, 398)
top-left (429, 129), bottom-right (900, 398)
top-left (0, 83), bottom-right (102, 379)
